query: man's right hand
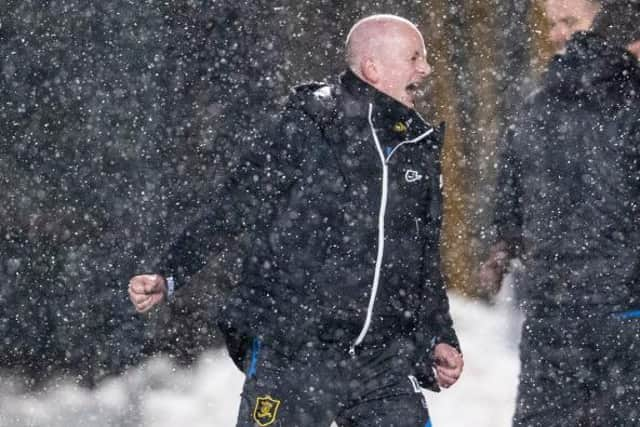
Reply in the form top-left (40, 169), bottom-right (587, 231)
top-left (128, 274), bottom-right (167, 313)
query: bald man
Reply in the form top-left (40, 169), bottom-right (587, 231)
top-left (129, 15), bottom-right (462, 426)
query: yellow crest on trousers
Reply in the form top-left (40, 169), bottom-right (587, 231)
top-left (253, 395), bottom-right (281, 426)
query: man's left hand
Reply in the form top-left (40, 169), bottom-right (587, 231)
top-left (434, 343), bottom-right (463, 389)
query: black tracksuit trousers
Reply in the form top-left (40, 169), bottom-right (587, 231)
top-left (235, 338), bottom-right (433, 427)
top-left (513, 313), bottom-right (640, 427)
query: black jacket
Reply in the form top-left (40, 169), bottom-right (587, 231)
top-left (162, 70), bottom-right (459, 386)
top-left (494, 32), bottom-right (640, 316)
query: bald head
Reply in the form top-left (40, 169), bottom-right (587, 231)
top-left (345, 15), bottom-right (424, 69)
top-left (344, 15), bottom-right (431, 108)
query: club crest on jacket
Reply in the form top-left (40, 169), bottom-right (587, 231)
top-left (253, 395), bottom-right (281, 426)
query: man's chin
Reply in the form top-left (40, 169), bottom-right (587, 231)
top-left (403, 94), bottom-right (416, 109)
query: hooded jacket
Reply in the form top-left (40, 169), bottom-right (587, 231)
top-left (162, 70), bottom-right (459, 386)
top-left (494, 32), bottom-right (640, 317)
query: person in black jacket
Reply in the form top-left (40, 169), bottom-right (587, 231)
top-left (488, 1), bottom-right (640, 425)
top-left (479, 0), bottom-right (602, 297)
top-left (129, 14), bottom-right (462, 427)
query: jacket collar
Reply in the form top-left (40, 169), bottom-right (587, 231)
top-left (544, 32), bottom-right (640, 102)
top-left (339, 69), bottom-right (432, 141)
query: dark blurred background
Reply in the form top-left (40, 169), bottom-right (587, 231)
top-left (0, 0), bottom-right (553, 386)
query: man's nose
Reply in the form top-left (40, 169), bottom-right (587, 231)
top-left (418, 59), bottom-right (432, 77)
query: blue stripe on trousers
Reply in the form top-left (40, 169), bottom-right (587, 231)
top-left (247, 338), bottom-right (261, 379)
top-left (612, 309), bottom-right (640, 320)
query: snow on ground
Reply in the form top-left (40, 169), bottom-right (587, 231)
top-left (0, 292), bottom-right (522, 427)
top-left (426, 290), bottom-right (522, 427)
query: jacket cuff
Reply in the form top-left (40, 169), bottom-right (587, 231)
top-left (434, 332), bottom-right (461, 354)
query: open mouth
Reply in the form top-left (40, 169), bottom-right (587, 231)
top-left (406, 82), bottom-right (421, 92)
top-left (405, 81), bottom-right (425, 101)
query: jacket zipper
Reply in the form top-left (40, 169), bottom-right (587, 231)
top-left (349, 103), bottom-right (433, 357)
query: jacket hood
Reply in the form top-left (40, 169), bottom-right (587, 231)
top-left (287, 70), bottom-right (415, 118)
top-left (286, 70), bottom-right (441, 146)
top-left (544, 32), bottom-right (640, 105)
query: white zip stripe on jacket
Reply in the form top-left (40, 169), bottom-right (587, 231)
top-left (349, 103), bottom-right (434, 356)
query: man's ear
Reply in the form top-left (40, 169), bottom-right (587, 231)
top-left (627, 40), bottom-right (640, 60)
top-left (360, 57), bottom-right (379, 84)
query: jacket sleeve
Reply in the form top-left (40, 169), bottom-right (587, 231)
top-left (414, 269), bottom-right (460, 392)
top-left (157, 109), bottom-right (309, 291)
top-left (428, 125), bottom-right (460, 352)
top-left (414, 124), bottom-right (460, 391)
top-left (428, 278), bottom-right (460, 350)
top-left (492, 112), bottom-right (525, 257)
top-left (157, 93), bottom-right (329, 293)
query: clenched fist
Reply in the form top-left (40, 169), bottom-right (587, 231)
top-left (434, 343), bottom-right (464, 389)
top-left (128, 274), bottom-right (167, 313)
